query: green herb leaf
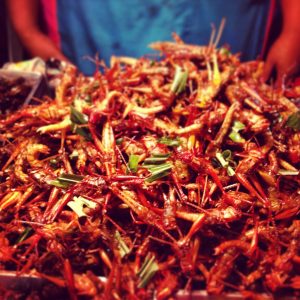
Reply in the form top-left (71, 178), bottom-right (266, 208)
top-left (143, 155), bottom-right (170, 165)
top-left (70, 106), bottom-right (89, 124)
top-left (128, 154), bottom-right (139, 173)
top-left (232, 121), bottom-right (245, 131)
top-left (158, 137), bottom-right (180, 147)
top-left (286, 111), bottom-right (300, 131)
top-left (137, 254), bottom-right (159, 288)
top-left (67, 196), bottom-right (97, 218)
top-left (152, 153), bottom-right (171, 158)
top-left (222, 150), bottom-right (232, 161)
top-left (278, 169), bottom-right (299, 176)
top-left (115, 231), bottom-right (130, 258)
top-left (49, 173), bottom-right (84, 188)
top-left (171, 66), bottom-right (188, 94)
top-left (57, 173), bottom-right (84, 184)
top-left (143, 154), bottom-right (172, 182)
top-left (145, 163), bottom-right (172, 183)
top-left (146, 163), bottom-right (172, 174)
top-left (70, 106), bottom-right (92, 140)
top-left (49, 179), bottom-right (70, 188)
top-left (71, 123), bottom-right (92, 141)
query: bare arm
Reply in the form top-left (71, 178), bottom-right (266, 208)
top-left (263, 0), bottom-right (300, 85)
top-left (6, 0), bottom-right (68, 61)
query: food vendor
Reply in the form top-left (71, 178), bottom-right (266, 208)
top-left (6, 0), bottom-right (300, 83)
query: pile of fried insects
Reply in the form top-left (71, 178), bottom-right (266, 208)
top-left (0, 36), bottom-right (299, 299)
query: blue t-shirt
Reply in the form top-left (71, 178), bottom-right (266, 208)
top-left (43, 0), bottom-right (271, 74)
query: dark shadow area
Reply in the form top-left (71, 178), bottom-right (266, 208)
top-left (0, 0), bottom-right (8, 67)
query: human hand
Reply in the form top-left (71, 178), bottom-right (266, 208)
top-left (263, 31), bottom-right (300, 86)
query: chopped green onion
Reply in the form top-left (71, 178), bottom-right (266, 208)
top-left (128, 154), bottom-right (139, 173)
top-left (278, 169), bottom-right (299, 176)
top-left (216, 153), bottom-right (229, 168)
top-left (229, 131), bottom-right (245, 143)
top-left (227, 166), bottom-right (236, 177)
top-left (171, 66), bottom-right (188, 94)
top-left (17, 227), bottom-right (32, 244)
top-left (158, 137), bottom-right (180, 147)
top-left (152, 153), bottom-right (170, 158)
top-left (115, 231), bottom-right (130, 258)
top-left (67, 196), bottom-right (97, 218)
top-left (229, 121), bottom-right (245, 143)
top-left (286, 111), bottom-right (300, 131)
top-left (49, 179), bottom-right (70, 188)
top-left (221, 149), bottom-right (232, 161)
top-left (137, 254), bottom-right (159, 288)
top-left (216, 151), bottom-right (235, 176)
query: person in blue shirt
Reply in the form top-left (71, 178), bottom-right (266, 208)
top-left (7, 0), bottom-right (300, 85)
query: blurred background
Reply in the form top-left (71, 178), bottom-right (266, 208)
top-left (0, 0), bottom-right (24, 67)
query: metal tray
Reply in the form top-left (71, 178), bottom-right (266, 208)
top-left (0, 69), bottom-right (47, 111)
